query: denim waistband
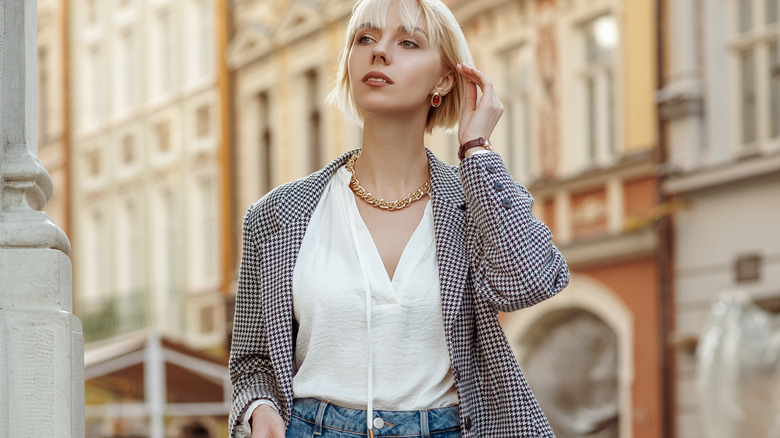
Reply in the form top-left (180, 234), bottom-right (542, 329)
top-left (290, 398), bottom-right (461, 437)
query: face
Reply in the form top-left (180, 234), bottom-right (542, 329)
top-left (347, 4), bottom-right (453, 121)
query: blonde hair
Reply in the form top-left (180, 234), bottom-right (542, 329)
top-left (327, 0), bottom-right (473, 133)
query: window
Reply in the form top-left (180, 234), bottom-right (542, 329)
top-left (84, 210), bottom-right (105, 301)
top-left (118, 200), bottom-right (141, 294)
top-left (581, 14), bottom-right (618, 166)
top-left (193, 0), bottom-right (214, 78)
top-left (122, 134), bottom-right (135, 164)
top-left (162, 189), bottom-right (178, 292)
top-left (87, 149), bottom-right (101, 176)
top-left (198, 177), bottom-right (218, 280)
top-left (196, 105), bottom-right (211, 139)
top-left (501, 45), bottom-right (532, 177)
top-left (199, 304), bottom-right (215, 334)
top-left (305, 70), bottom-right (322, 173)
top-left (258, 91), bottom-right (273, 194)
top-left (117, 30), bottom-right (135, 111)
top-left (156, 8), bottom-right (175, 93)
top-left (86, 0), bottom-right (98, 24)
top-left (156, 121), bottom-right (171, 152)
top-left (85, 44), bottom-right (103, 124)
top-left (733, 0), bottom-right (780, 148)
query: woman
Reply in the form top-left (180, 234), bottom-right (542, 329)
top-left (229, 0), bottom-right (570, 437)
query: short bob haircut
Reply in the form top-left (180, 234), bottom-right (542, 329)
top-left (327, 0), bottom-right (474, 133)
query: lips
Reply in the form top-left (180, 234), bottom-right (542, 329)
top-left (362, 71), bottom-right (393, 85)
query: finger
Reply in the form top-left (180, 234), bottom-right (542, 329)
top-left (456, 63), bottom-right (480, 83)
top-left (463, 80), bottom-right (478, 111)
top-left (457, 64), bottom-right (492, 91)
top-left (457, 64), bottom-right (501, 112)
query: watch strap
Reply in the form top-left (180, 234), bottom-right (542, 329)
top-left (458, 137), bottom-right (492, 161)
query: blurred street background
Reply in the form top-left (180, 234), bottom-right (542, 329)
top-left (32, 0), bottom-right (780, 437)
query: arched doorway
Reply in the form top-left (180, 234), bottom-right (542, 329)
top-left (503, 275), bottom-right (634, 438)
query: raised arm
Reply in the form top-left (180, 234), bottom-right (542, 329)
top-left (455, 63), bottom-right (569, 311)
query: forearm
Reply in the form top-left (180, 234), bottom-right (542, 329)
top-left (459, 152), bottom-right (569, 311)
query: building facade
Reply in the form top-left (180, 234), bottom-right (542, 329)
top-left (229, 1), bottom-right (665, 437)
top-left (658, 0), bottom-right (780, 437)
top-left (65, 0), bottom-right (232, 435)
top-left (451, 1), bottom-right (664, 438)
top-left (69, 0), bottom-right (227, 348)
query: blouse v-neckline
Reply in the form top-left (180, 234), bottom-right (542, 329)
top-left (340, 167), bottom-right (435, 296)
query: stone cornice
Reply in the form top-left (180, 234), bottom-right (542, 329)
top-left (663, 151), bottom-right (780, 195)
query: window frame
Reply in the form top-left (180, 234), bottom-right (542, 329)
top-left (729, 0), bottom-right (780, 156)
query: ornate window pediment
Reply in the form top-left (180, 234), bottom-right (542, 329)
top-left (227, 23), bottom-right (273, 69)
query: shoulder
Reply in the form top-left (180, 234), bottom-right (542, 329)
top-left (242, 179), bottom-right (299, 243)
top-left (243, 149), bottom-right (357, 242)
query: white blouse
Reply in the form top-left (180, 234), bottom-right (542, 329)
top-left (242, 166), bottom-right (458, 433)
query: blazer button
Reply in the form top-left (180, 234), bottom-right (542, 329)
top-left (464, 416), bottom-right (473, 430)
top-left (501, 198), bottom-right (512, 209)
top-left (493, 182), bottom-right (504, 191)
top-left (485, 163), bottom-right (497, 174)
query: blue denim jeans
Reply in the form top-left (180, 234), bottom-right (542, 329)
top-left (286, 398), bottom-right (462, 438)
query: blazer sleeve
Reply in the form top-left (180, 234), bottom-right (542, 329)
top-left (228, 204), bottom-right (284, 437)
top-left (459, 152), bottom-right (569, 312)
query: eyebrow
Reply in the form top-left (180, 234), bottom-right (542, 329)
top-left (356, 23), bottom-right (429, 39)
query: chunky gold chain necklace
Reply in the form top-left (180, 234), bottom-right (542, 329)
top-left (345, 151), bottom-right (431, 211)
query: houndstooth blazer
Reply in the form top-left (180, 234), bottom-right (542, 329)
top-left (229, 149), bottom-right (570, 437)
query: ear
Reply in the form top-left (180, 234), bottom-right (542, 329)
top-left (432, 68), bottom-right (457, 96)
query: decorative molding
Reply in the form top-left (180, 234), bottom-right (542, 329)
top-left (657, 83), bottom-right (704, 121)
top-left (502, 274), bottom-right (634, 438)
top-left (663, 151), bottom-right (780, 195)
top-left (0, 146), bottom-right (70, 254)
top-left (228, 0), bottom-right (353, 70)
top-left (559, 228), bottom-right (657, 268)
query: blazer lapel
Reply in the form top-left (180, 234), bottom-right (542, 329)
top-left (258, 151), bottom-right (355, 399)
top-left (426, 150), bottom-right (469, 331)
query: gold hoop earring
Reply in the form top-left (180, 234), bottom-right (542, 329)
top-left (431, 92), bottom-right (442, 108)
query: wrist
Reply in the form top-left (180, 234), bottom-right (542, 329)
top-left (458, 137), bottom-right (492, 161)
top-left (464, 148), bottom-right (493, 158)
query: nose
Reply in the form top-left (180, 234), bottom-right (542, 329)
top-left (371, 40), bottom-right (390, 64)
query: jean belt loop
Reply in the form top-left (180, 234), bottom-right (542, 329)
top-left (420, 409), bottom-right (431, 438)
top-left (314, 400), bottom-right (329, 436)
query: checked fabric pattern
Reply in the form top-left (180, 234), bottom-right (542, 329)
top-left (228, 149), bottom-right (570, 437)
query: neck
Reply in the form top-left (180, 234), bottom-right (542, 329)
top-left (353, 115), bottom-right (430, 201)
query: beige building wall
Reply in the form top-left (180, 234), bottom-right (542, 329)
top-left (69, 0), bottom-right (227, 349)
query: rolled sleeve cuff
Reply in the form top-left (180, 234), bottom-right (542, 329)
top-left (239, 399), bottom-right (279, 437)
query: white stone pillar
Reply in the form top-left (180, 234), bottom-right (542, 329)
top-left (0, 1), bottom-right (85, 437)
top-left (656, 0), bottom-right (704, 172)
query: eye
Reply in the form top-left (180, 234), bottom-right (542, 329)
top-left (356, 34), bottom-right (375, 45)
top-left (400, 40), bottom-right (419, 49)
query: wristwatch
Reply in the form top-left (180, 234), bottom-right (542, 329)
top-left (458, 137), bottom-right (492, 161)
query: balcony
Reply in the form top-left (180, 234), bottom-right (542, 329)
top-left (79, 290), bottom-right (149, 343)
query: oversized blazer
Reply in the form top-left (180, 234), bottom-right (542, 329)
top-left (229, 149), bottom-right (570, 437)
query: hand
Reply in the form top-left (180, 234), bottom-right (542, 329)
top-left (456, 63), bottom-right (504, 146)
top-left (251, 404), bottom-right (286, 438)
